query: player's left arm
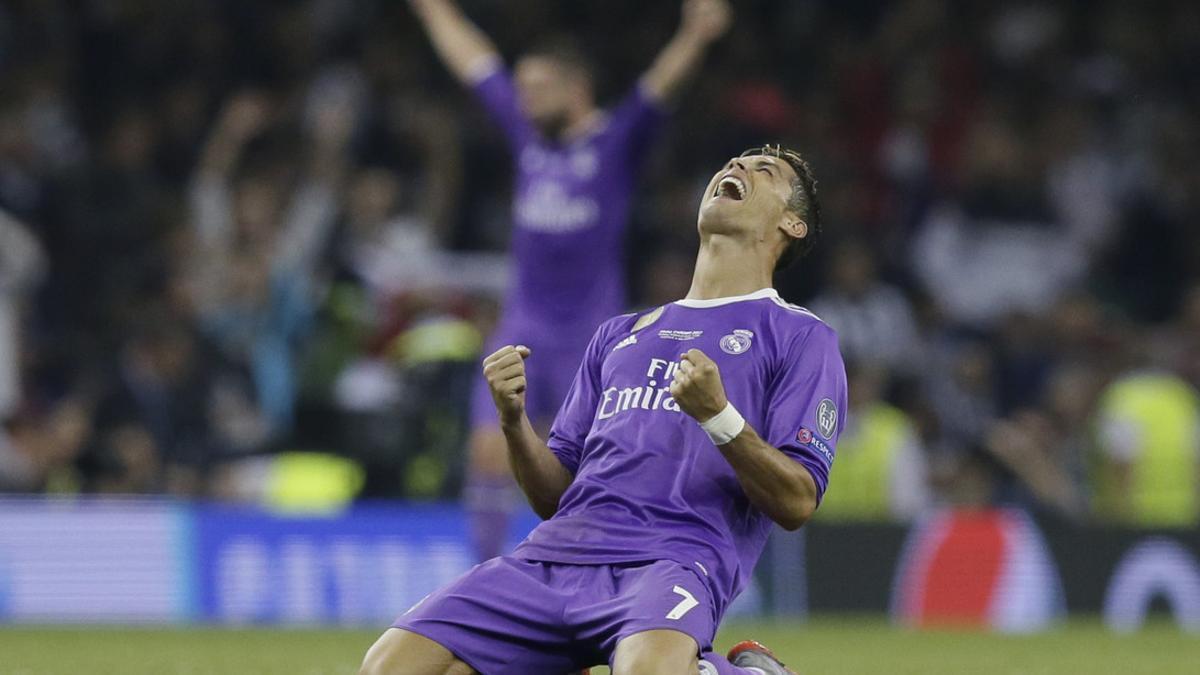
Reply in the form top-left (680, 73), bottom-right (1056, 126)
top-left (672, 348), bottom-right (821, 531)
top-left (639, 0), bottom-right (732, 104)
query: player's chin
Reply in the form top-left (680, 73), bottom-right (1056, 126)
top-left (698, 202), bottom-right (748, 235)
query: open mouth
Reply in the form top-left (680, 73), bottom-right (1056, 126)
top-left (712, 175), bottom-right (747, 201)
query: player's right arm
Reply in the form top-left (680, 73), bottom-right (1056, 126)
top-left (484, 345), bottom-right (574, 519)
top-left (408, 0), bottom-right (501, 85)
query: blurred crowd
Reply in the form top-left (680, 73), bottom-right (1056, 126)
top-left (0, 0), bottom-right (1198, 526)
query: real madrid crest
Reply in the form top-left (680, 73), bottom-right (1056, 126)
top-left (719, 329), bottom-right (754, 355)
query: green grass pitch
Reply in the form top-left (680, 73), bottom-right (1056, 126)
top-left (1, 616), bottom-right (1196, 674)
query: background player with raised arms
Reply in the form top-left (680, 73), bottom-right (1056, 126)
top-left (407, 0), bottom-right (734, 561)
top-left (360, 145), bottom-right (847, 674)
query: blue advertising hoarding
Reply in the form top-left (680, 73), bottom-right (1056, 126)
top-left (0, 498), bottom-right (190, 623)
top-left (0, 498), bottom-right (539, 625)
top-left (192, 503), bottom-right (540, 624)
top-left (1, 497), bottom-right (1197, 632)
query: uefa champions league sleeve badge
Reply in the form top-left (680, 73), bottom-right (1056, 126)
top-left (719, 329), bottom-right (754, 355)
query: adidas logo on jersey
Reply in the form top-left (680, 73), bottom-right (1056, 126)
top-left (613, 334), bottom-right (638, 352)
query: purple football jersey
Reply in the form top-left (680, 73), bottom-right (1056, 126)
top-left (473, 68), bottom-right (664, 328)
top-left (514, 288), bottom-right (848, 619)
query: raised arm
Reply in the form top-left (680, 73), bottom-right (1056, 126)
top-left (195, 92), bottom-right (272, 183)
top-left (273, 73), bottom-right (359, 277)
top-left (408, 0), bottom-right (501, 85)
top-left (188, 92), bottom-right (272, 315)
top-left (640, 0), bottom-right (732, 104)
top-left (191, 92), bottom-right (272, 251)
top-left (483, 345), bottom-right (574, 518)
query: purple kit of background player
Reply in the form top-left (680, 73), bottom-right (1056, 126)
top-left (464, 61), bottom-right (659, 444)
top-left (362, 142), bottom-right (842, 673)
top-left (410, 0), bottom-right (735, 560)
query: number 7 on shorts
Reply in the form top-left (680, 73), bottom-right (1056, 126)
top-left (666, 585), bottom-right (699, 620)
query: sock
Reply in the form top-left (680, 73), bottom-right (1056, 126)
top-left (700, 652), bottom-right (767, 675)
top-left (464, 473), bottom-right (517, 561)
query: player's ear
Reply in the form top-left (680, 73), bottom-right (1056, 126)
top-left (781, 217), bottom-right (808, 241)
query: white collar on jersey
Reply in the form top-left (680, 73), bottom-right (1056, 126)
top-left (674, 288), bottom-right (780, 308)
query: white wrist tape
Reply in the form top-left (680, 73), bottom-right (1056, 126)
top-left (699, 402), bottom-right (745, 446)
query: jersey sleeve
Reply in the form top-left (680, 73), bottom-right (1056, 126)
top-left (763, 323), bottom-right (848, 504)
top-left (471, 66), bottom-right (536, 150)
top-left (546, 317), bottom-right (623, 474)
top-left (604, 84), bottom-right (667, 166)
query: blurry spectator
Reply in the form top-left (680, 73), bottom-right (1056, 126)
top-left (188, 71), bottom-right (357, 438)
top-left (809, 240), bottom-right (921, 373)
top-left (0, 209), bottom-right (45, 418)
top-left (1093, 368), bottom-right (1200, 527)
top-left (0, 400), bottom-right (90, 493)
top-left (924, 337), bottom-right (1000, 458)
top-left (338, 93), bottom-right (458, 290)
top-left (332, 97), bottom-right (505, 299)
top-left (984, 366), bottom-right (1098, 521)
top-left (911, 112), bottom-right (1088, 328)
top-left (85, 317), bottom-right (245, 495)
top-left (820, 364), bottom-right (931, 521)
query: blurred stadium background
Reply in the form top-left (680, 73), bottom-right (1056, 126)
top-left (1, 0), bottom-right (1199, 673)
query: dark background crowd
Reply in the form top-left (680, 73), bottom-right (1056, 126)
top-left (1, 0), bottom-right (1198, 525)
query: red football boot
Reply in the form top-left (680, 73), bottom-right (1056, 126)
top-left (726, 640), bottom-right (797, 674)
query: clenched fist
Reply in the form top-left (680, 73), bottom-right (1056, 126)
top-left (483, 345), bottom-right (531, 424)
top-left (669, 349), bottom-right (729, 422)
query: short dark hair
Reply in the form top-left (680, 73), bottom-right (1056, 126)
top-left (739, 145), bottom-right (821, 271)
top-left (523, 36), bottom-right (594, 86)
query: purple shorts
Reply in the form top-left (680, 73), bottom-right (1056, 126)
top-left (469, 322), bottom-right (594, 429)
top-left (393, 556), bottom-right (716, 673)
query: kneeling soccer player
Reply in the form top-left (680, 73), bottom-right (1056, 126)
top-left (360, 145), bottom-right (846, 675)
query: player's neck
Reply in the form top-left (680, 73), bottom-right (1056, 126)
top-left (685, 235), bottom-right (774, 301)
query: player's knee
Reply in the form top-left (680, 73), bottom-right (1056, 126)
top-left (359, 634), bottom-right (399, 675)
top-left (358, 646), bottom-right (389, 675)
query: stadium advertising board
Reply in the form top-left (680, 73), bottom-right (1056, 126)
top-left (788, 509), bottom-right (1200, 633)
top-left (1, 498), bottom-right (1197, 630)
top-left (191, 503), bottom-right (496, 624)
top-left (0, 498), bottom-right (189, 623)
